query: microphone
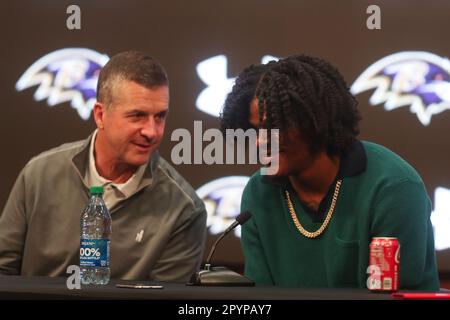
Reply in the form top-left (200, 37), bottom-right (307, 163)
top-left (204, 210), bottom-right (252, 267)
top-left (187, 211), bottom-right (254, 286)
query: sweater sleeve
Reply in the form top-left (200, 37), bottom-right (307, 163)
top-left (0, 169), bottom-right (28, 275)
top-left (370, 180), bottom-right (439, 291)
top-left (149, 204), bottom-right (207, 282)
top-left (240, 180), bottom-right (274, 285)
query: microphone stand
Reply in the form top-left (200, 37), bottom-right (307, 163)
top-left (187, 212), bottom-right (255, 286)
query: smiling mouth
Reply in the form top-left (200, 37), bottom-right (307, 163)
top-left (133, 142), bottom-right (152, 149)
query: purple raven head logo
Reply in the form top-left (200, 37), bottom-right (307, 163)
top-left (350, 51), bottom-right (450, 125)
top-left (196, 176), bottom-right (249, 238)
top-left (16, 48), bottom-right (109, 120)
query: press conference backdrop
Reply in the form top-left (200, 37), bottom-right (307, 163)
top-left (1, 1), bottom-right (450, 276)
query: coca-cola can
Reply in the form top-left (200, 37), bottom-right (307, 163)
top-left (368, 237), bottom-right (400, 292)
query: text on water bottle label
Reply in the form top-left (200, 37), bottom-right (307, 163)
top-left (80, 239), bottom-right (110, 267)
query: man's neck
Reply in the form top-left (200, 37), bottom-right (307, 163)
top-left (288, 152), bottom-right (340, 205)
top-left (96, 160), bottom-right (137, 184)
top-left (94, 134), bottom-right (137, 184)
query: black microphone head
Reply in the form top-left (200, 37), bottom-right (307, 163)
top-left (236, 211), bottom-right (252, 225)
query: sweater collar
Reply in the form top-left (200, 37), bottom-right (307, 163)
top-left (337, 139), bottom-right (367, 179)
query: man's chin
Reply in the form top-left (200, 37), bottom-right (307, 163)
top-left (127, 154), bottom-right (153, 167)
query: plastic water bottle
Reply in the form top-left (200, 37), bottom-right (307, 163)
top-left (80, 186), bottom-right (112, 285)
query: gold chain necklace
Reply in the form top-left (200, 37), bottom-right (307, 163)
top-left (284, 180), bottom-right (342, 238)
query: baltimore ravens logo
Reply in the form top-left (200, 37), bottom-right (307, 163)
top-left (196, 176), bottom-right (249, 238)
top-left (351, 51), bottom-right (450, 126)
top-left (16, 48), bottom-right (109, 121)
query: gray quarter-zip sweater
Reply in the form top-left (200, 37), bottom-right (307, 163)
top-left (0, 134), bottom-right (207, 282)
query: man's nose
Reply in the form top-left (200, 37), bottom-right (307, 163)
top-left (141, 117), bottom-right (157, 141)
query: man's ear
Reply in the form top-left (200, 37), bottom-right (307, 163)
top-left (93, 102), bottom-right (105, 129)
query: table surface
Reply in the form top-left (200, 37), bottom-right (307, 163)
top-left (0, 276), bottom-right (397, 300)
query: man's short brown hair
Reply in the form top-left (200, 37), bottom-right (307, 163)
top-left (97, 51), bottom-right (168, 108)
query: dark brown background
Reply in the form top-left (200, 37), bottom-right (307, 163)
top-left (1, 0), bottom-right (449, 284)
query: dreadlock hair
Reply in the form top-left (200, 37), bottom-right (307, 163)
top-left (220, 63), bottom-right (271, 133)
top-left (255, 54), bottom-right (361, 156)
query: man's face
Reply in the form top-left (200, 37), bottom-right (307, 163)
top-left (249, 97), bottom-right (317, 177)
top-left (94, 80), bottom-right (169, 167)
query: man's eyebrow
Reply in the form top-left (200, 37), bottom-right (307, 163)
top-left (124, 109), bottom-right (148, 115)
top-left (124, 108), bottom-right (169, 115)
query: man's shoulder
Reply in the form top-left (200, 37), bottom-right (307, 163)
top-left (361, 140), bottom-right (424, 184)
top-left (154, 156), bottom-right (205, 211)
top-left (27, 140), bottom-right (85, 164)
top-left (24, 139), bottom-right (87, 173)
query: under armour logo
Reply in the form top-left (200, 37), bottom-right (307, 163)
top-left (195, 55), bottom-right (279, 118)
top-left (135, 229), bottom-right (144, 243)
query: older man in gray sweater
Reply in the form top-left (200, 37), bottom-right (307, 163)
top-left (0, 51), bottom-right (207, 282)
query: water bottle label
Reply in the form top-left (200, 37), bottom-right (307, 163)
top-left (80, 239), bottom-right (110, 267)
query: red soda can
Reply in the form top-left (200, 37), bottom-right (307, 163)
top-left (368, 237), bottom-right (400, 292)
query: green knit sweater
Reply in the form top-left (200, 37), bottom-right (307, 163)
top-left (241, 141), bottom-right (439, 290)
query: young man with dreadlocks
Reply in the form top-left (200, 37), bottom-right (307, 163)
top-left (221, 55), bottom-right (439, 290)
